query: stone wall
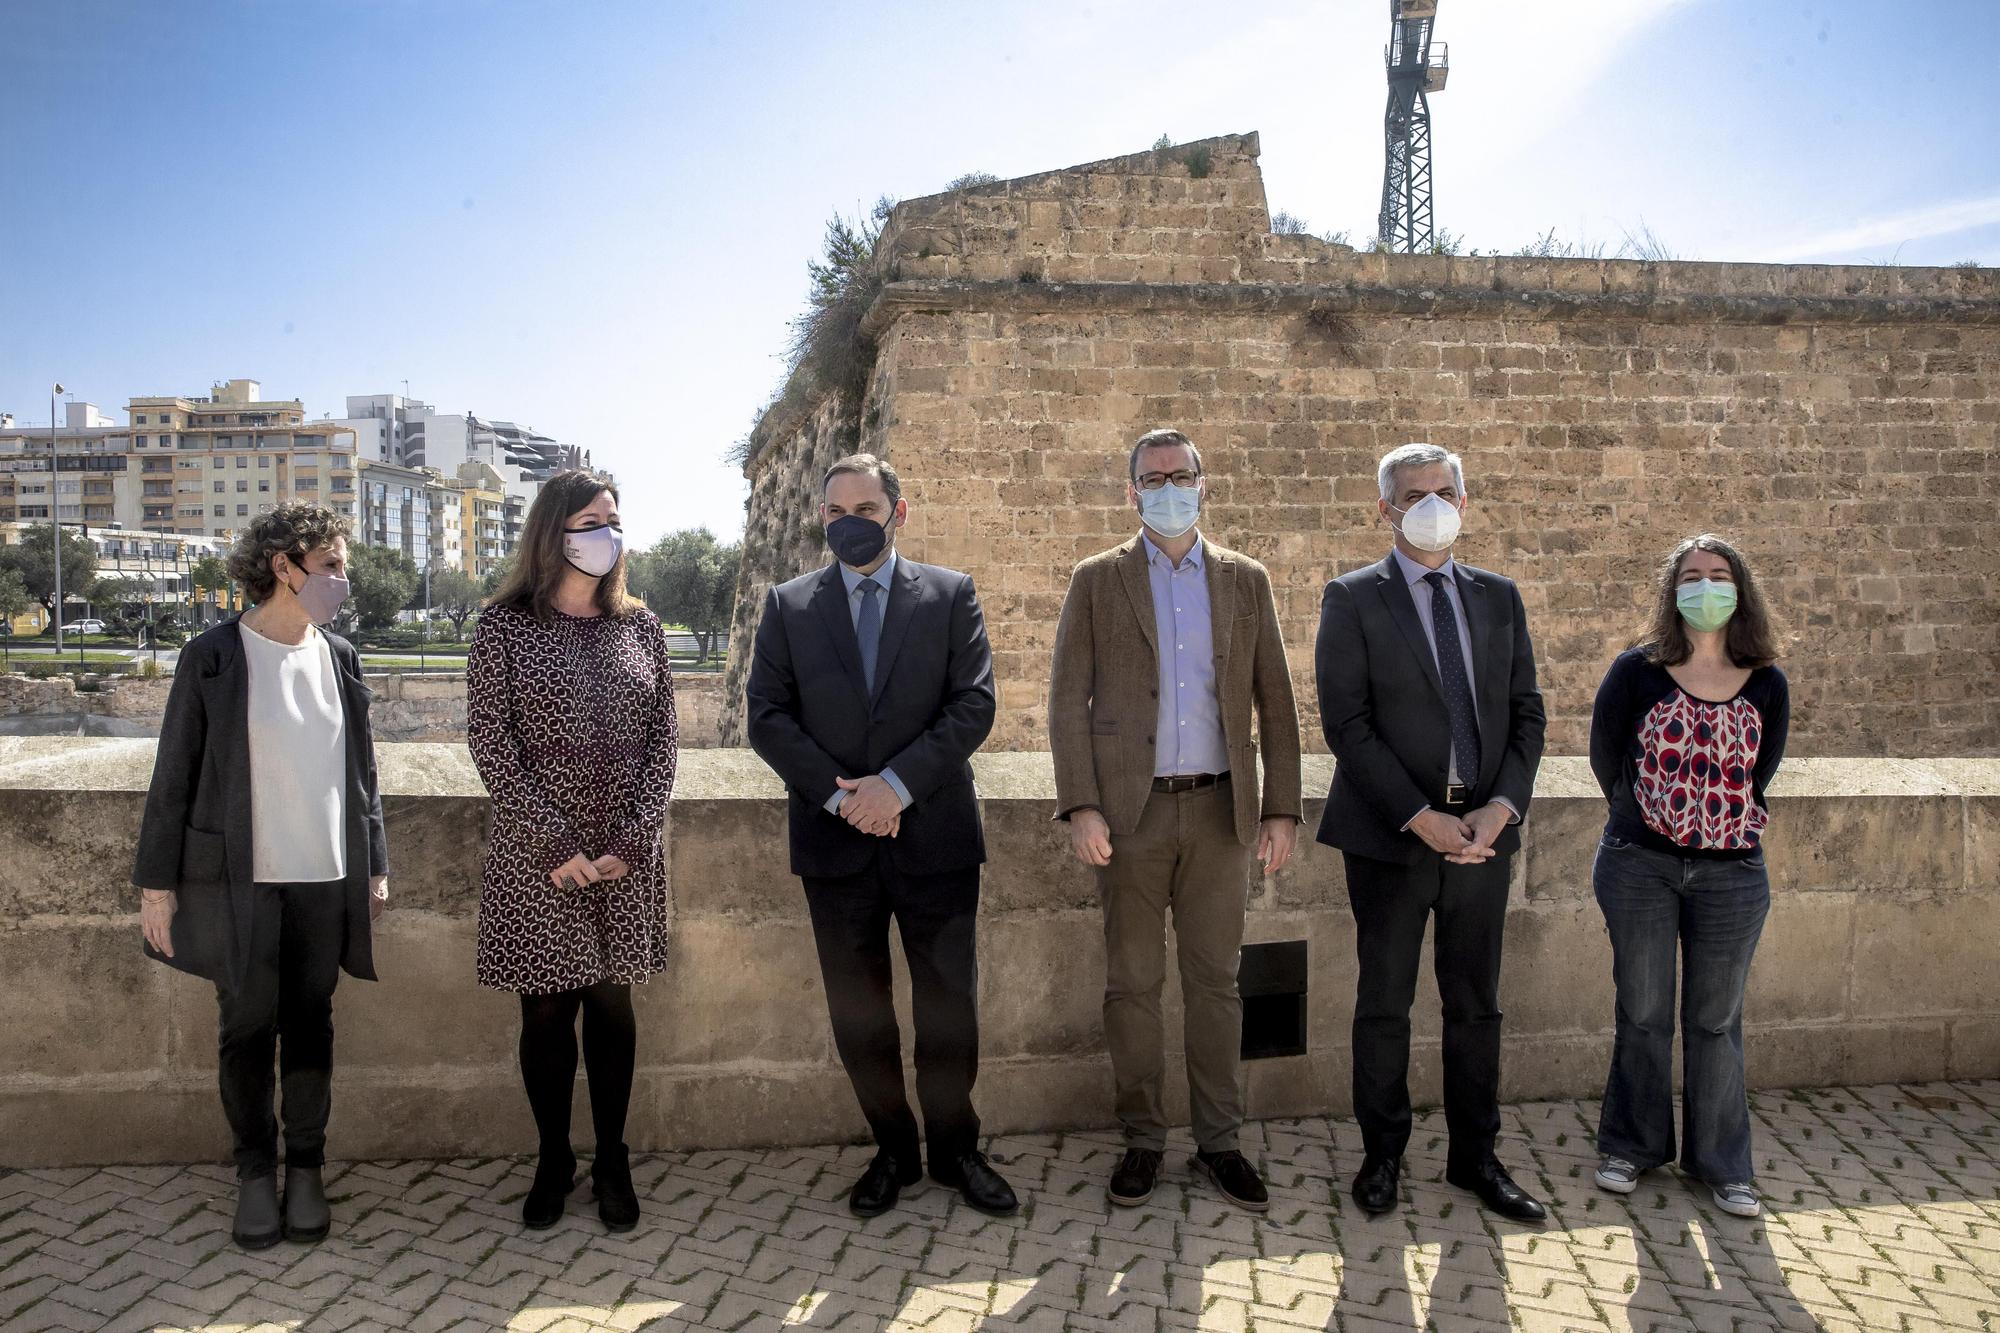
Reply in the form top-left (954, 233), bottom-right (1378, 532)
top-left (0, 669), bottom-right (729, 747)
top-left (722, 132), bottom-right (2000, 757)
top-left (2, 737), bottom-right (1994, 1167)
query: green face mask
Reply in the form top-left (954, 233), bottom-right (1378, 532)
top-left (1676, 578), bottom-right (1738, 633)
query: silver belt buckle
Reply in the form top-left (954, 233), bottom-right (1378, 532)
top-left (1445, 782), bottom-right (1468, 805)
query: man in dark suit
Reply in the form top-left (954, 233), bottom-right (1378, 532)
top-left (746, 452), bottom-right (1017, 1218)
top-left (1314, 442), bottom-right (1548, 1223)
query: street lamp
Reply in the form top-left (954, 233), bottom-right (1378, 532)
top-left (50, 383), bottom-right (63, 653)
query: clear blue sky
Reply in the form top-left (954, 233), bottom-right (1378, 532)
top-left (4, 0), bottom-right (1996, 544)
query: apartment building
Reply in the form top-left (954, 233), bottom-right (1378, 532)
top-left (127, 378), bottom-right (358, 541)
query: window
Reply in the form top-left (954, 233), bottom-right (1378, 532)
top-left (236, 480), bottom-right (247, 492)
top-left (258, 457), bottom-right (270, 469)
top-left (236, 456), bottom-right (247, 468)
top-left (236, 504), bottom-right (248, 516)
top-left (216, 436), bottom-right (232, 448)
top-left (258, 479), bottom-right (270, 492)
top-left (213, 457), bottom-right (226, 469)
top-left (135, 435), bottom-right (148, 447)
top-left (212, 505), bottom-right (224, 517)
top-left (134, 414), bottom-right (148, 425)
top-left (213, 481), bottom-right (224, 493)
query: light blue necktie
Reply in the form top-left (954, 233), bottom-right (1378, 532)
top-left (856, 577), bottom-right (882, 691)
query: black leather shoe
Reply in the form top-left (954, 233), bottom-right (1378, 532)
top-left (849, 1152), bottom-right (923, 1218)
top-left (1445, 1158), bottom-right (1547, 1223)
top-left (282, 1165), bottom-right (330, 1243)
top-left (233, 1173), bottom-right (283, 1250)
top-left (1352, 1155), bottom-right (1402, 1216)
top-left (1192, 1150), bottom-right (1269, 1213)
top-left (592, 1144), bottom-right (640, 1234)
top-left (523, 1149), bottom-right (577, 1230)
top-left (932, 1150), bottom-right (1019, 1217)
top-left (1108, 1148), bottom-right (1164, 1207)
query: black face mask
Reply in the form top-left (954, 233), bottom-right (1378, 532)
top-left (827, 512), bottom-right (893, 568)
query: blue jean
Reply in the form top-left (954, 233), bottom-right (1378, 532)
top-left (1593, 837), bottom-right (1769, 1184)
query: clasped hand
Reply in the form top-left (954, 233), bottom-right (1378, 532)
top-left (1411, 804), bottom-right (1510, 865)
top-left (550, 853), bottom-right (631, 890)
top-left (835, 774), bottom-right (901, 838)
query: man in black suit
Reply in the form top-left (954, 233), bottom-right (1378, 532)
top-left (1314, 442), bottom-right (1548, 1223)
top-left (746, 452), bottom-right (1017, 1218)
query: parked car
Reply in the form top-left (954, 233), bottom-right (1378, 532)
top-left (59, 619), bottom-right (107, 635)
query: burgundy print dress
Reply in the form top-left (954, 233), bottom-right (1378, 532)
top-left (468, 604), bottom-right (679, 993)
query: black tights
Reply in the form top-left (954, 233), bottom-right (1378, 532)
top-left (518, 982), bottom-right (636, 1160)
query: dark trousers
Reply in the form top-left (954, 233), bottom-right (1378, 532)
top-left (801, 848), bottom-right (981, 1171)
top-left (1594, 838), bottom-right (1770, 1184)
top-left (1345, 845), bottom-right (1510, 1170)
top-left (214, 880), bottom-right (346, 1180)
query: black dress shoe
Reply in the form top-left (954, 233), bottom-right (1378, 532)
top-left (849, 1152), bottom-right (923, 1218)
top-left (931, 1150), bottom-right (1019, 1217)
top-left (592, 1144), bottom-right (640, 1233)
top-left (1445, 1158), bottom-right (1547, 1223)
top-left (1192, 1150), bottom-right (1269, 1213)
top-left (1352, 1155), bottom-right (1402, 1216)
top-left (282, 1165), bottom-right (330, 1243)
top-left (1108, 1148), bottom-right (1163, 1207)
top-left (523, 1149), bottom-right (577, 1230)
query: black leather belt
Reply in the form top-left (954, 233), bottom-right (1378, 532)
top-left (1153, 771), bottom-right (1228, 793)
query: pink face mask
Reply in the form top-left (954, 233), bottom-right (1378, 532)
top-left (286, 570), bottom-right (351, 625)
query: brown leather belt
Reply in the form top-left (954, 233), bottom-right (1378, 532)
top-left (1153, 771), bottom-right (1228, 793)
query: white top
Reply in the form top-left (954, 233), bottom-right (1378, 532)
top-left (241, 620), bottom-right (348, 883)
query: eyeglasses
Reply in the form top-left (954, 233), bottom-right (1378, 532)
top-left (1136, 470), bottom-right (1200, 490)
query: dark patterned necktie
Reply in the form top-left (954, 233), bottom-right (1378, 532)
top-left (856, 577), bottom-right (882, 690)
top-left (1424, 571), bottom-right (1481, 783)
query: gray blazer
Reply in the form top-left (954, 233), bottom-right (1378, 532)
top-left (133, 617), bottom-right (388, 987)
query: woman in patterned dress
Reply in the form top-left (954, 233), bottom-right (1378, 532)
top-left (1586, 534), bottom-right (1789, 1220)
top-left (468, 470), bottom-right (678, 1233)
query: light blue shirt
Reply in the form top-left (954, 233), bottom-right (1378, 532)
top-left (1142, 532), bottom-right (1229, 778)
top-left (1389, 546), bottom-right (1518, 826)
top-left (825, 550), bottom-right (913, 815)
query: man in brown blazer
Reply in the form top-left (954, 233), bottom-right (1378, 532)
top-left (1049, 427), bottom-right (1303, 1212)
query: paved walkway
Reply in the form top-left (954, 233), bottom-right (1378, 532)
top-left (3, 1082), bottom-right (1996, 1332)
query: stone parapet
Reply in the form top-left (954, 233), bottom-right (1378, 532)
top-left (2, 740), bottom-right (1993, 1166)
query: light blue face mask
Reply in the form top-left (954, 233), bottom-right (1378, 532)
top-left (1136, 481), bottom-right (1201, 538)
top-left (1676, 578), bottom-right (1738, 632)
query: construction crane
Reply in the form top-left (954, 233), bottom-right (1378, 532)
top-left (1377, 0), bottom-right (1449, 253)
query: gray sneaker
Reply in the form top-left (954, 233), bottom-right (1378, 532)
top-left (1711, 1182), bottom-right (1761, 1217)
top-left (1593, 1157), bottom-right (1640, 1194)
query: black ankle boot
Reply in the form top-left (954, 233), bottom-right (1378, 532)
top-left (592, 1143), bottom-right (640, 1233)
top-left (523, 1148), bottom-right (576, 1230)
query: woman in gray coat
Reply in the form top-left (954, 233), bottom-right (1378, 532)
top-left (133, 504), bottom-right (389, 1250)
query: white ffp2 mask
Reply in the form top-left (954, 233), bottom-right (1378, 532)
top-left (1391, 493), bottom-right (1462, 552)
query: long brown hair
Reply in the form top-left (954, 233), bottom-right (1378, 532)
top-left (1634, 533), bottom-right (1780, 668)
top-left (486, 470), bottom-right (638, 622)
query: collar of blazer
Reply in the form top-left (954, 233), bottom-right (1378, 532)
top-left (1115, 532), bottom-right (1239, 673)
top-left (1372, 553), bottom-right (1495, 701)
top-left (812, 555), bottom-right (925, 708)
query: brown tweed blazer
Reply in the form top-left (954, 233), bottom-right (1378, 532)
top-left (1048, 533), bottom-right (1303, 845)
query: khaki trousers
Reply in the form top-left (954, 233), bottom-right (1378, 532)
top-left (1096, 777), bottom-right (1254, 1152)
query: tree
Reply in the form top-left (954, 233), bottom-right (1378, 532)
top-left (630, 528), bottom-right (741, 664)
top-left (0, 526), bottom-right (97, 623)
top-left (0, 567), bottom-right (30, 633)
top-left (187, 554), bottom-right (231, 625)
top-left (480, 554), bottom-right (515, 599)
top-left (346, 545), bottom-right (421, 630)
top-left (430, 567), bottom-right (482, 637)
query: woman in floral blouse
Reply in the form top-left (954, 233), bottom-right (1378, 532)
top-left (468, 470), bottom-right (677, 1233)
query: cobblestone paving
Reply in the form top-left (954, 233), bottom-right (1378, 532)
top-left (3, 1082), bottom-right (1996, 1332)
